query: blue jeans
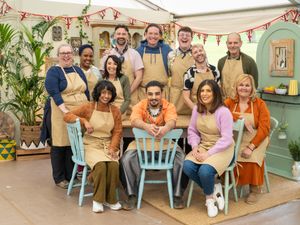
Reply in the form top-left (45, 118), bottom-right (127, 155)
top-left (183, 160), bottom-right (217, 195)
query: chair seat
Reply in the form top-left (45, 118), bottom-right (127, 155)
top-left (140, 164), bottom-right (173, 170)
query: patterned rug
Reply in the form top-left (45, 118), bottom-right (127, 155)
top-left (142, 173), bottom-right (300, 225)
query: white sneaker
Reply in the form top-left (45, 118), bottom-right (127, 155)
top-left (205, 199), bottom-right (218, 218)
top-left (213, 183), bottom-right (225, 211)
top-left (103, 202), bottom-right (122, 211)
top-left (92, 201), bottom-right (104, 213)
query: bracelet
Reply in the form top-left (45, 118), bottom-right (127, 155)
top-left (247, 146), bottom-right (254, 151)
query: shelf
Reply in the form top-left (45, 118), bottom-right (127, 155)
top-left (258, 91), bottom-right (300, 105)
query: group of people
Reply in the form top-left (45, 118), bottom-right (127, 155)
top-left (42, 23), bottom-right (270, 218)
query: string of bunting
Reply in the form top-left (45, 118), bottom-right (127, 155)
top-left (175, 8), bottom-right (299, 45)
top-left (0, 0), bottom-right (299, 44)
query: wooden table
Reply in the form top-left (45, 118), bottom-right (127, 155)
top-left (121, 115), bottom-right (190, 151)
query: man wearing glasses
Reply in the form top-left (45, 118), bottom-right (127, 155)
top-left (100, 24), bottom-right (144, 109)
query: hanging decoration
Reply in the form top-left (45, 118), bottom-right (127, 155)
top-left (0, 0), bottom-right (11, 17)
top-left (0, 0), bottom-right (299, 45)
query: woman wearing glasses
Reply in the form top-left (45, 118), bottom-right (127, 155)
top-left (102, 55), bottom-right (131, 118)
top-left (44, 44), bottom-right (89, 189)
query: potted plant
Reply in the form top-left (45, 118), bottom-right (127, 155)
top-left (0, 19), bottom-right (58, 149)
top-left (288, 137), bottom-right (300, 180)
top-left (277, 121), bottom-right (288, 140)
top-left (275, 83), bottom-right (288, 95)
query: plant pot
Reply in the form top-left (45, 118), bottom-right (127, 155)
top-left (278, 131), bottom-right (287, 140)
top-left (292, 161), bottom-right (300, 180)
top-left (20, 124), bottom-right (47, 150)
top-left (0, 139), bottom-right (16, 161)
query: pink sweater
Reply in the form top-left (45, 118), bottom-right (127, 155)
top-left (188, 106), bottom-right (233, 156)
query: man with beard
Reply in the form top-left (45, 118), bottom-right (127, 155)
top-left (169, 26), bottom-right (194, 115)
top-left (183, 44), bottom-right (220, 110)
top-left (100, 24), bottom-right (144, 108)
top-left (218, 32), bottom-right (258, 98)
top-left (120, 80), bottom-right (186, 210)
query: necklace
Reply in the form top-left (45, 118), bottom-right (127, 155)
top-left (147, 105), bottom-right (162, 118)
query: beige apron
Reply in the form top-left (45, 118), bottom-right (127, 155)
top-left (233, 102), bottom-right (269, 166)
top-left (139, 48), bottom-right (169, 101)
top-left (185, 112), bottom-right (234, 175)
top-left (51, 67), bottom-right (88, 146)
top-left (83, 104), bottom-right (119, 168)
top-left (109, 78), bottom-right (128, 120)
top-left (221, 58), bottom-right (244, 99)
top-left (83, 68), bottom-right (98, 100)
top-left (169, 54), bottom-right (194, 115)
top-left (121, 57), bottom-right (139, 109)
top-left (190, 70), bottom-right (215, 104)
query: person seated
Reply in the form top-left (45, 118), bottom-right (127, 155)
top-left (102, 55), bottom-right (131, 118)
top-left (183, 44), bottom-right (220, 111)
top-left (183, 79), bottom-right (234, 218)
top-left (120, 80), bottom-right (188, 210)
top-left (64, 80), bottom-right (122, 213)
top-left (224, 74), bottom-right (270, 204)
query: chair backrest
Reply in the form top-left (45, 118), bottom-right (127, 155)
top-left (132, 128), bottom-right (183, 169)
top-left (232, 119), bottom-right (245, 163)
top-left (66, 119), bottom-right (85, 165)
top-left (270, 117), bottom-right (279, 139)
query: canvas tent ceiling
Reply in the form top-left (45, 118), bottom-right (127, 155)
top-left (9, 0), bottom-right (300, 34)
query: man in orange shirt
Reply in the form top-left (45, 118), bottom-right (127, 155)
top-left (120, 80), bottom-right (188, 210)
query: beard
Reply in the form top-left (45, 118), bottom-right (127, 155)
top-left (116, 38), bottom-right (126, 46)
top-left (149, 99), bottom-right (160, 108)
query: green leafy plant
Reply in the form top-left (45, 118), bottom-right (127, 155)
top-left (0, 19), bottom-right (59, 126)
top-left (277, 83), bottom-right (287, 89)
top-left (288, 137), bottom-right (300, 161)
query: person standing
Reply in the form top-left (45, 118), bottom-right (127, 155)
top-left (218, 32), bottom-right (258, 99)
top-left (136, 23), bottom-right (172, 100)
top-left (64, 80), bottom-right (122, 213)
top-left (100, 24), bottom-right (144, 109)
top-left (79, 44), bottom-right (101, 99)
top-left (169, 26), bottom-right (194, 115)
top-left (224, 74), bottom-right (270, 204)
top-left (183, 44), bottom-right (220, 111)
top-left (183, 79), bottom-right (233, 217)
top-left (45, 44), bottom-right (89, 188)
top-left (102, 55), bottom-right (131, 117)
top-left (120, 81), bottom-right (187, 210)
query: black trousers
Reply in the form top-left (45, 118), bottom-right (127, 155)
top-left (50, 146), bottom-right (74, 184)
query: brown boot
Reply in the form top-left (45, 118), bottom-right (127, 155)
top-left (245, 185), bottom-right (262, 204)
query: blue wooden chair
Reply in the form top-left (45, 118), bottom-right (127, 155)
top-left (240, 116), bottom-right (278, 197)
top-left (66, 119), bottom-right (92, 206)
top-left (186, 119), bottom-right (245, 215)
top-left (132, 128), bottom-right (183, 209)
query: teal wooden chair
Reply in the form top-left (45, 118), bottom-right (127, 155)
top-left (66, 119), bottom-right (92, 206)
top-left (186, 119), bottom-right (245, 215)
top-left (240, 116), bottom-right (278, 197)
top-left (132, 128), bottom-right (183, 209)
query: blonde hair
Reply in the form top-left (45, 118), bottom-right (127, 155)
top-left (191, 44), bottom-right (204, 53)
top-left (232, 74), bottom-right (257, 100)
top-left (56, 43), bottom-right (73, 56)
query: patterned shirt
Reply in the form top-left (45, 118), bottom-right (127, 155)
top-left (183, 64), bottom-right (220, 90)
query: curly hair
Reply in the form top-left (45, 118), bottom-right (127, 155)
top-left (92, 80), bottom-right (117, 103)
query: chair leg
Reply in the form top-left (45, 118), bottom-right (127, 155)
top-left (67, 163), bottom-right (78, 195)
top-left (224, 171), bottom-right (229, 215)
top-left (78, 166), bottom-right (88, 206)
top-left (230, 170), bottom-right (238, 202)
top-left (264, 161), bottom-right (270, 193)
top-left (186, 180), bottom-right (194, 208)
top-left (240, 185), bottom-right (245, 198)
top-left (166, 170), bottom-right (174, 208)
top-left (137, 169), bottom-right (146, 209)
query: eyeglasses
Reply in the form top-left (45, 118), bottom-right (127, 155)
top-left (59, 52), bottom-right (73, 56)
top-left (178, 33), bottom-right (192, 38)
top-left (119, 56), bottom-right (125, 64)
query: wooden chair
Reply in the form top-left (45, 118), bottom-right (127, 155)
top-left (66, 119), bottom-right (92, 206)
top-left (186, 119), bottom-right (245, 215)
top-left (240, 116), bottom-right (279, 197)
top-left (132, 128), bottom-right (183, 209)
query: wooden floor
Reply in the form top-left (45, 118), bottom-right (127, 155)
top-left (0, 159), bottom-right (300, 225)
